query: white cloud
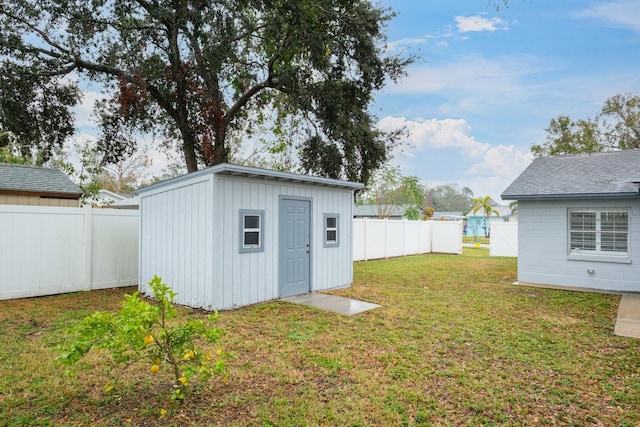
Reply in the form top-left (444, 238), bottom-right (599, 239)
top-left (385, 36), bottom-right (430, 54)
top-left (577, 1), bottom-right (640, 31)
top-left (377, 116), bottom-right (533, 202)
top-left (379, 116), bottom-right (489, 156)
top-left (73, 90), bottom-right (109, 127)
top-left (455, 15), bottom-right (509, 33)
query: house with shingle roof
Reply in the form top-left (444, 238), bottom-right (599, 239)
top-left (502, 149), bottom-right (640, 292)
top-left (0, 163), bottom-right (82, 207)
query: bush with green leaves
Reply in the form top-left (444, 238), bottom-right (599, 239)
top-left (59, 276), bottom-right (226, 400)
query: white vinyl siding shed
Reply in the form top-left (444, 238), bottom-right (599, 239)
top-left (137, 164), bottom-right (363, 311)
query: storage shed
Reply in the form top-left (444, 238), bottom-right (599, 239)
top-left (137, 163), bottom-right (364, 310)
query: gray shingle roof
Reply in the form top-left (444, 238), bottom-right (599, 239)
top-left (502, 149), bottom-right (640, 200)
top-left (353, 204), bottom-right (406, 218)
top-left (0, 163), bottom-right (82, 196)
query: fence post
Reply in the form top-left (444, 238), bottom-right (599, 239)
top-left (363, 217), bottom-right (368, 261)
top-left (402, 219), bottom-right (407, 256)
top-left (384, 218), bottom-right (388, 259)
top-left (83, 205), bottom-right (93, 291)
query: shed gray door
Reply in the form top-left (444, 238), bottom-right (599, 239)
top-left (279, 198), bottom-right (311, 297)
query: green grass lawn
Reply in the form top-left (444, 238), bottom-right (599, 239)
top-left (1, 249), bottom-right (639, 426)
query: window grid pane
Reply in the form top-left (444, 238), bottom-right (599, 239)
top-left (244, 215), bottom-right (260, 229)
top-left (324, 214), bottom-right (339, 246)
top-left (570, 232), bottom-right (596, 251)
top-left (569, 209), bottom-right (629, 255)
top-left (240, 211), bottom-right (263, 251)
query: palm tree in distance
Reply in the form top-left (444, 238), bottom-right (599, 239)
top-left (471, 196), bottom-right (500, 238)
top-left (509, 201), bottom-right (518, 220)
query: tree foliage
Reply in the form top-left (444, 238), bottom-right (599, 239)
top-left (59, 276), bottom-right (226, 401)
top-left (0, 71), bottom-right (79, 164)
top-left (0, 0), bottom-right (410, 184)
top-left (425, 183), bottom-right (474, 213)
top-left (531, 93), bottom-right (640, 157)
top-left (360, 166), bottom-right (425, 220)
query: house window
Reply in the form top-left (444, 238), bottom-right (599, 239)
top-left (239, 209), bottom-right (264, 253)
top-left (569, 209), bottom-right (628, 256)
top-left (324, 213), bottom-right (339, 247)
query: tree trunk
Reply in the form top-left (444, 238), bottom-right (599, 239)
top-left (182, 131), bottom-right (199, 173)
top-left (213, 124), bottom-right (228, 165)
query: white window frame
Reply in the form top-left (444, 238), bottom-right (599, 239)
top-left (568, 208), bottom-right (629, 259)
top-left (323, 213), bottom-right (339, 248)
top-left (239, 209), bottom-right (264, 253)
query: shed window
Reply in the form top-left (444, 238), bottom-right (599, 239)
top-left (569, 209), bottom-right (628, 256)
top-left (239, 210), bottom-right (265, 253)
top-left (324, 213), bottom-right (339, 247)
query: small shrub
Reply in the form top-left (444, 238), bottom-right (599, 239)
top-left (59, 275), bottom-right (226, 400)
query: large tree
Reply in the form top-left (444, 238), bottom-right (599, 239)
top-left (531, 92), bottom-right (640, 157)
top-left (0, 0), bottom-right (410, 184)
top-left (359, 166), bottom-right (425, 220)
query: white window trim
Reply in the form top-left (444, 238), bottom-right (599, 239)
top-left (567, 208), bottom-right (630, 261)
top-left (323, 213), bottom-right (340, 248)
top-left (239, 209), bottom-right (265, 253)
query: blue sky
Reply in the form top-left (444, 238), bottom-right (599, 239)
top-left (374, 0), bottom-right (640, 203)
top-left (71, 1), bottom-right (640, 202)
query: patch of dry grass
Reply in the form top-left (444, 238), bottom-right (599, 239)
top-left (1, 249), bottom-right (639, 426)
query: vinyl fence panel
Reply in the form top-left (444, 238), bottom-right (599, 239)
top-left (0, 206), bottom-right (85, 299)
top-left (490, 222), bottom-right (518, 257)
top-left (431, 221), bottom-right (463, 254)
top-left (353, 218), bottom-right (460, 261)
top-left (89, 209), bottom-right (139, 289)
top-left (0, 205), bottom-right (138, 300)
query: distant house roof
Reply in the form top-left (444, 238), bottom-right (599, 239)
top-left (0, 163), bottom-right (82, 197)
top-left (465, 206), bottom-right (511, 218)
top-left (353, 204), bottom-right (405, 218)
top-left (98, 189), bottom-right (132, 201)
top-left (502, 150), bottom-right (640, 200)
top-left (431, 211), bottom-right (464, 220)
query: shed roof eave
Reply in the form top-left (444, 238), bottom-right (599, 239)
top-left (136, 163), bottom-right (364, 195)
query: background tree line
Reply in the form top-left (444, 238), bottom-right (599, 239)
top-left (531, 92), bottom-right (640, 157)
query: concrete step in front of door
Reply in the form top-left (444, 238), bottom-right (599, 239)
top-left (283, 293), bottom-right (381, 316)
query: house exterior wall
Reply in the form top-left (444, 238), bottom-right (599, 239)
top-left (518, 198), bottom-right (640, 292)
top-left (0, 192), bottom-right (79, 207)
top-left (139, 172), bottom-right (356, 311)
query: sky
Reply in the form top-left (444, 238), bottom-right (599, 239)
top-left (71, 0), bottom-right (640, 203)
top-left (373, 0), bottom-right (640, 203)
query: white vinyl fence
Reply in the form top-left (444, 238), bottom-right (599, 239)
top-left (0, 205), bottom-right (138, 300)
top-left (490, 222), bottom-right (518, 257)
top-left (353, 218), bottom-right (462, 261)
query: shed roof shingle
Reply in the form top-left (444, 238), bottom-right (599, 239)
top-left (0, 163), bottom-right (82, 196)
top-left (502, 149), bottom-right (640, 200)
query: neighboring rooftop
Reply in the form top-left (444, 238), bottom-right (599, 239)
top-left (502, 150), bottom-right (640, 200)
top-left (0, 163), bottom-right (82, 196)
top-left (353, 204), bottom-right (406, 218)
top-left (465, 206), bottom-right (511, 217)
